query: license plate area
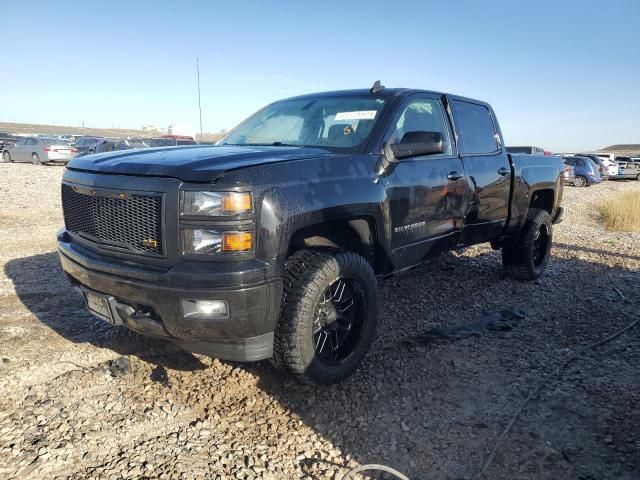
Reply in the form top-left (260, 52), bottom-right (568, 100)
top-left (83, 290), bottom-right (117, 325)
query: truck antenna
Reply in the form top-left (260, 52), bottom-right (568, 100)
top-left (370, 80), bottom-right (385, 94)
top-left (196, 58), bottom-right (203, 143)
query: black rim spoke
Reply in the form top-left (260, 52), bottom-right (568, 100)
top-left (533, 225), bottom-right (547, 266)
top-left (312, 277), bottom-right (363, 364)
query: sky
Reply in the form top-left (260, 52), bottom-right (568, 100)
top-left (0, 0), bottom-right (638, 152)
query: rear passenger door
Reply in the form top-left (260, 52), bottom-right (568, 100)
top-left (25, 138), bottom-right (39, 162)
top-left (450, 99), bottom-right (511, 245)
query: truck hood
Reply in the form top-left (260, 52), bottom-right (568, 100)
top-left (66, 145), bottom-right (335, 182)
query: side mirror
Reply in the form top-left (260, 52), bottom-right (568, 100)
top-left (389, 131), bottom-right (445, 160)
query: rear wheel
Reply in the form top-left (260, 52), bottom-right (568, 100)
top-left (2, 152), bottom-right (10, 163)
top-left (32, 153), bottom-right (42, 166)
top-left (273, 249), bottom-right (378, 385)
top-left (502, 208), bottom-right (553, 281)
top-left (573, 176), bottom-right (587, 187)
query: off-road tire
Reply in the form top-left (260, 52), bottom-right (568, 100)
top-left (272, 249), bottom-right (378, 385)
top-left (2, 151), bottom-right (10, 163)
top-left (32, 153), bottom-right (42, 166)
top-left (502, 208), bottom-right (553, 281)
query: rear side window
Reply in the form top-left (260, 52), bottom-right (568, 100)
top-left (452, 101), bottom-right (499, 154)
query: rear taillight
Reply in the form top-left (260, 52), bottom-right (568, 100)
top-left (71, 148), bottom-right (78, 153)
top-left (43, 147), bottom-right (52, 152)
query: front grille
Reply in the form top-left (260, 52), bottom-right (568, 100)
top-left (62, 184), bottom-right (164, 256)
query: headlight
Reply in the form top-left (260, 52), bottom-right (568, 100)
top-left (182, 229), bottom-right (253, 255)
top-left (183, 229), bottom-right (222, 255)
top-left (181, 191), bottom-right (252, 216)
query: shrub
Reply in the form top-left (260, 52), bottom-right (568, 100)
top-left (599, 191), bottom-right (640, 232)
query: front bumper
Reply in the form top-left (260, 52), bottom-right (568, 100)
top-left (58, 231), bottom-right (282, 361)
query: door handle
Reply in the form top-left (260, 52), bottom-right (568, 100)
top-left (498, 167), bottom-right (510, 176)
top-left (447, 171), bottom-right (464, 181)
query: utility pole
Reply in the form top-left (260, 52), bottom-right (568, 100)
top-left (197, 58), bottom-right (203, 142)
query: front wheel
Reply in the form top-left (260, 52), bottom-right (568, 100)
top-left (502, 208), bottom-right (553, 281)
top-left (32, 153), bottom-right (42, 166)
top-left (273, 249), bottom-right (378, 385)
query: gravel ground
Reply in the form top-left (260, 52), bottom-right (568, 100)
top-left (0, 163), bottom-right (638, 480)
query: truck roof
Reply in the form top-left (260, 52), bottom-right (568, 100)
top-left (280, 88), bottom-right (492, 108)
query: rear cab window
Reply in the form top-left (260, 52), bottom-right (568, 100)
top-left (451, 100), bottom-right (500, 154)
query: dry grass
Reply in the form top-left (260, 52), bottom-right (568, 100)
top-left (599, 191), bottom-right (640, 232)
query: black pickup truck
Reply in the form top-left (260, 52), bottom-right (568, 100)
top-left (57, 83), bottom-right (564, 384)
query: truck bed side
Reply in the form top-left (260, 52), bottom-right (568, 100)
top-left (505, 153), bottom-right (564, 236)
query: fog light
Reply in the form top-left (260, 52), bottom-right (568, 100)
top-left (181, 299), bottom-right (229, 319)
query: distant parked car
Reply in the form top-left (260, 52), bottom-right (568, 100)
top-left (2, 137), bottom-right (78, 165)
top-left (562, 164), bottom-right (576, 185)
top-left (89, 138), bottom-right (149, 155)
top-left (610, 156), bottom-right (640, 180)
top-left (578, 153), bottom-right (618, 177)
top-left (0, 133), bottom-right (17, 151)
top-left (73, 136), bottom-right (103, 156)
top-left (562, 156), bottom-right (602, 187)
top-left (149, 135), bottom-right (198, 147)
top-left (507, 146), bottom-right (547, 155)
top-left (575, 154), bottom-right (609, 180)
top-left (60, 134), bottom-right (79, 145)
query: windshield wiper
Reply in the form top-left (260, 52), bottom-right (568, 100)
top-left (232, 142), bottom-right (301, 147)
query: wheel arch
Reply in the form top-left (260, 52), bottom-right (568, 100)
top-left (286, 215), bottom-right (383, 274)
top-left (529, 188), bottom-right (555, 214)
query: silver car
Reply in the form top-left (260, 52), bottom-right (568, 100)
top-left (2, 137), bottom-right (78, 165)
top-left (611, 157), bottom-right (640, 180)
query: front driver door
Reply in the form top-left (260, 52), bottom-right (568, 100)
top-left (383, 94), bottom-right (466, 270)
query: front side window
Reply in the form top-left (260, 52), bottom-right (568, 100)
top-left (220, 96), bottom-right (387, 151)
top-left (389, 98), bottom-right (452, 155)
top-left (452, 100), bottom-right (499, 154)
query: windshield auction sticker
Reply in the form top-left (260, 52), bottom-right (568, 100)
top-left (335, 111), bottom-right (377, 121)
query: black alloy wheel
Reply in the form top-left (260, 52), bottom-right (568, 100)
top-left (313, 277), bottom-right (365, 365)
top-left (532, 223), bottom-right (550, 267)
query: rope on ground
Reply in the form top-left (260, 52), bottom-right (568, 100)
top-left (341, 463), bottom-right (410, 480)
top-left (475, 313), bottom-right (639, 479)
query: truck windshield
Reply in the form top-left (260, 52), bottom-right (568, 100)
top-left (220, 96), bottom-right (387, 151)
